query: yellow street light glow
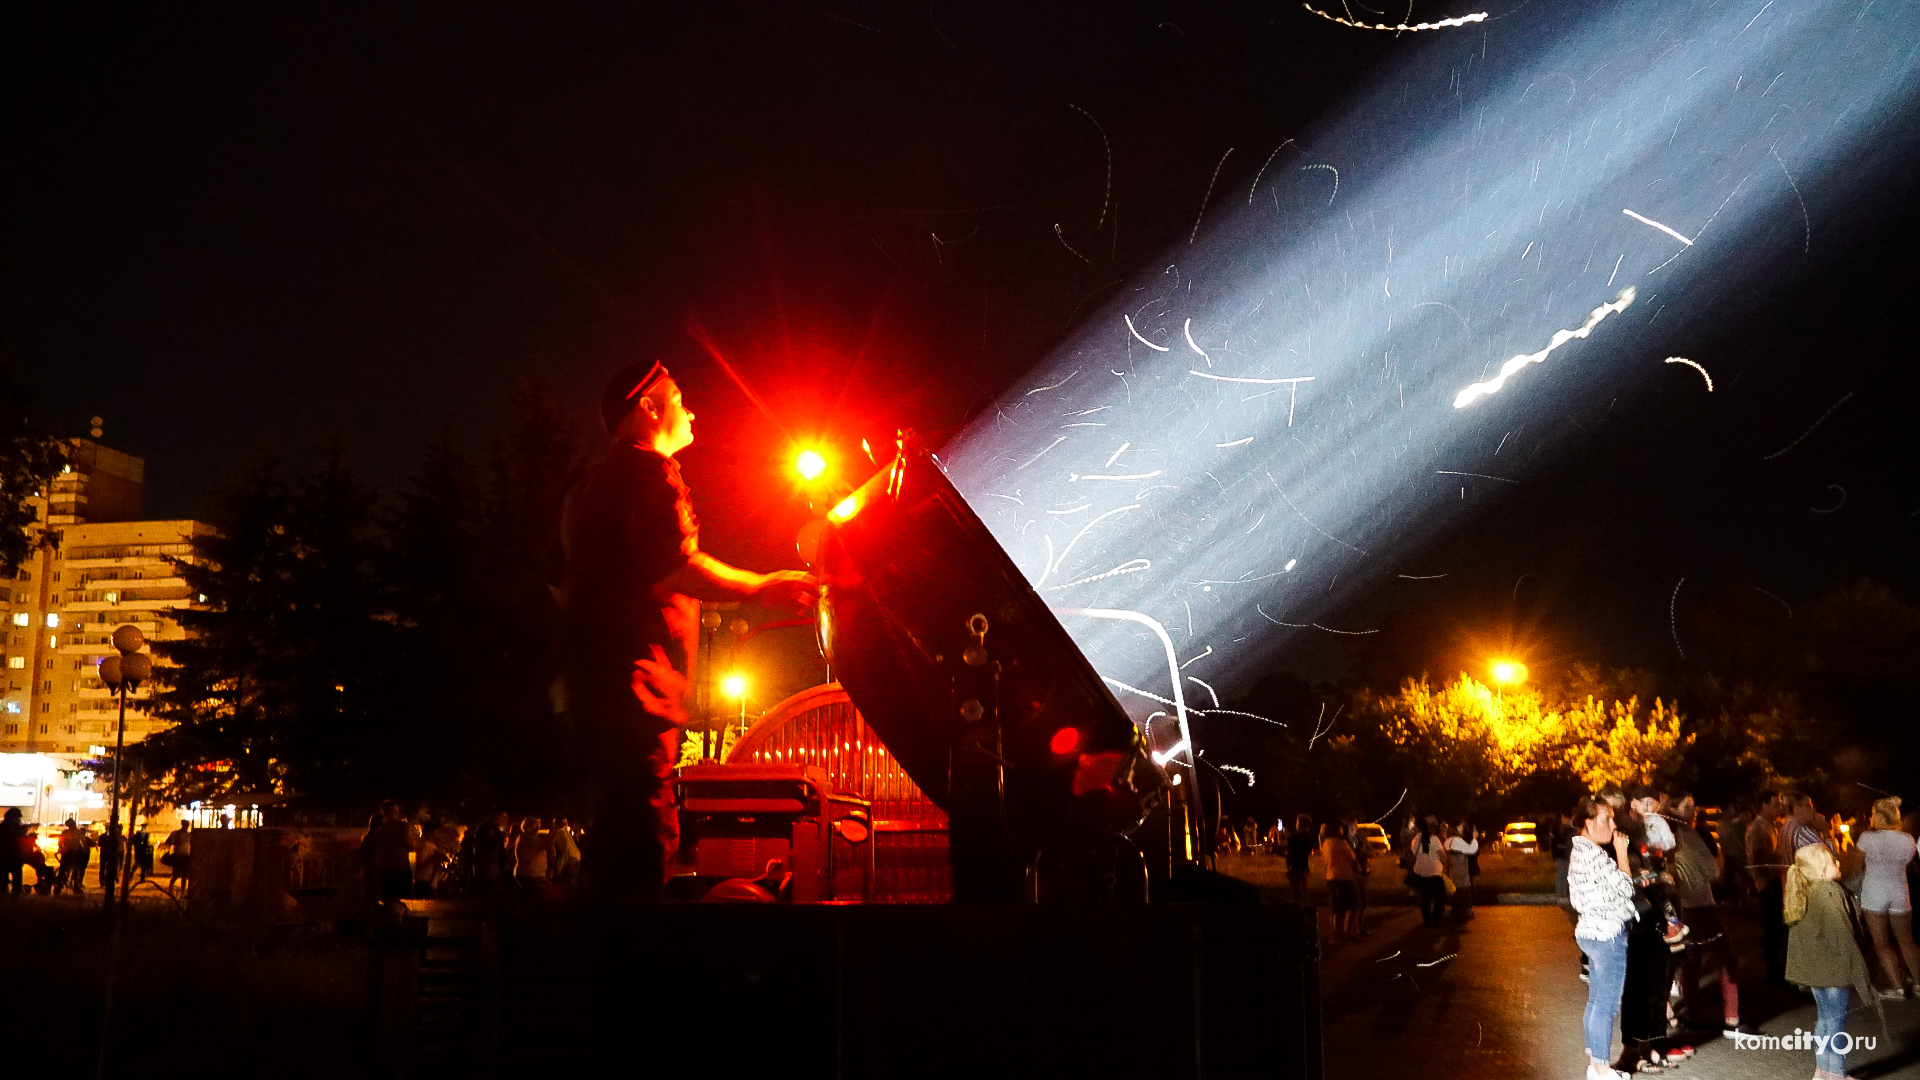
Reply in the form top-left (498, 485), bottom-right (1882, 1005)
top-left (828, 494), bottom-right (860, 522)
top-left (721, 674), bottom-right (747, 699)
top-left (795, 448), bottom-right (828, 481)
top-left (1491, 660), bottom-right (1528, 686)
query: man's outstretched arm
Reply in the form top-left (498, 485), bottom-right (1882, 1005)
top-left (653, 551), bottom-right (818, 611)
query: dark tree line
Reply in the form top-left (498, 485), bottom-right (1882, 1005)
top-left (140, 376), bottom-right (587, 817)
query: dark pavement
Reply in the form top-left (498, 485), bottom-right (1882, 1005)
top-left (1319, 904), bottom-right (1920, 1080)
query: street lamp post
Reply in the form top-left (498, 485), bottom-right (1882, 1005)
top-left (1490, 659), bottom-right (1528, 701)
top-left (96, 623), bottom-right (150, 910)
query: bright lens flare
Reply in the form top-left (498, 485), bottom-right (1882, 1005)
top-left (828, 494), bottom-right (861, 522)
top-left (795, 449), bottom-right (828, 481)
top-left (721, 674), bottom-right (747, 699)
top-left (1490, 661), bottom-right (1528, 686)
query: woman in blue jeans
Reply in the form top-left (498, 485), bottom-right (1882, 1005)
top-left (1568, 799), bottom-right (1637, 1080)
top-left (1785, 843), bottom-right (1878, 1080)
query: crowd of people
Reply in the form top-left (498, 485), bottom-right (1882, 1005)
top-left (358, 801), bottom-right (584, 902)
top-left (1564, 787), bottom-right (1920, 1080)
top-left (0, 807), bottom-right (188, 897)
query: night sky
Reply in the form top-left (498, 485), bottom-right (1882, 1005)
top-left (11, 2), bottom-right (1917, 684)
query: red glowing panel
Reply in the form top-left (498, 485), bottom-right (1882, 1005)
top-left (1048, 727), bottom-right (1081, 755)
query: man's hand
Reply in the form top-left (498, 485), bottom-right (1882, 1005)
top-left (753, 569), bottom-right (820, 615)
top-left (630, 645), bottom-right (692, 727)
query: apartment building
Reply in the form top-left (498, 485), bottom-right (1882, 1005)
top-left (1, 439), bottom-right (207, 760)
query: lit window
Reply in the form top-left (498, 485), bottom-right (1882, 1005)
top-left (45, 613), bottom-right (57, 627)
top-left (10, 613), bottom-right (25, 627)
top-left (3, 702), bottom-right (17, 714)
top-left (105, 592), bottom-right (118, 604)
top-left (6, 657), bottom-right (21, 669)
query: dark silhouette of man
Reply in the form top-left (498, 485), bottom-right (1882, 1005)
top-left (559, 360), bottom-right (816, 900)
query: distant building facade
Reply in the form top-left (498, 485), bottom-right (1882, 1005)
top-left (1, 439), bottom-right (207, 769)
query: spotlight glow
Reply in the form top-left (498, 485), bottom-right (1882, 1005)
top-left (943, 0), bottom-right (1920, 706)
top-left (795, 448), bottom-right (828, 481)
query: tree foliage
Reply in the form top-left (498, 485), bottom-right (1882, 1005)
top-left (1370, 672), bottom-right (1691, 810)
top-left (141, 375), bottom-right (588, 816)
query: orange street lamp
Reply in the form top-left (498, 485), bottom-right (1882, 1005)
top-left (722, 672), bottom-right (749, 733)
top-left (1490, 660), bottom-right (1528, 699)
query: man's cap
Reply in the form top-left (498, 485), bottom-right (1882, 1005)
top-left (600, 360), bottom-right (672, 433)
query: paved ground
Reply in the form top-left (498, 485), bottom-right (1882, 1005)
top-left (1318, 903), bottom-right (1920, 1079)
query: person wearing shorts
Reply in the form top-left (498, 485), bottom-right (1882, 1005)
top-left (1321, 822), bottom-right (1360, 940)
top-left (1858, 796), bottom-right (1920, 999)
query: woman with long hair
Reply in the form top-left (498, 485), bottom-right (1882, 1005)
top-left (1568, 799), bottom-right (1637, 1080)
top-left (1786, 843), bottom-right (1878, 1080)
top-left (1448, 821), bottom-right (1480, 923)
top-left (1858, 796), bottom-right (1920, 1000)
top-left (1408, 815), bottom-right (1449, 928)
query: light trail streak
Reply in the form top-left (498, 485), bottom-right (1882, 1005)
top-left (1771, 144), bottom-right (1810, 255)
top-left (1417, 954), bottom-right (1459, 968)
top-left (1188, 371), bottom-right (1315, 386)
top-left (1372, 789), bottom-right (1408, 824)
top-left (1181, 648), bottom-right (1215, 672)
top-left (1124, 314), bottom-right (1170, 351)
top-left (1435, 470), bottom-right (1519, 483)
top-left (1621, 208), bottom-right (1695, 246)
top-left (1216, 764), bottom-right (1256, 786)
top-left (1102, 442), bottom-right (1131, 468)
top-left (1053, 224), bottom-right (1093, 264)
top-left (1041, 504), bottom-right (1141, 587)
top-left (1312, 623), bottom-right (1378, 635)
top-left (1670, 578), bottom-right (1687, 660)
top-left (1761, 391), bottom-right (1853, 460)
top-left (1810, 485), bottom-right (1847, 514)
top-left (1215, 437), bottom-right (1254, 448)
top-left (1059, 608), bottom-right (1194, 775)
top-left (1452, 287), bottom-right (1636, 408)
top-left (1150, 738), bottom-right (1190, 767)
top-left (1249, 139), bottom-right (1297, 204)
top-left (1301, 3), bottom-right (1487, 31)
top-left (1397, 573), bottom-right (1447, 580)
top-left (1191, 148), bottom-right (1235, 244)
top-left (1663, 357), bottom-right (1714, 391)
top-left (1067, 103), bottom-right (1112, 230)
top-left (1183, 318), bottom-right (1211, 365)
top-left (1026, 372), bottom-right (1077, 396)
top-left (1186, 676), bottom-right (1219, 705)
top-left (1071, 470), bottom-right (1162, 482)
top-left (1301, 163), bottom-right (1339, 205)
top-left (1017, 436), bottom-right (1066, 469)
top-left (1046, 559), bottom-right (1152, 590)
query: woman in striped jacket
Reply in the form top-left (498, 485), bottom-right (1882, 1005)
top-left (1569, 798), bottom-right (1638, 1080)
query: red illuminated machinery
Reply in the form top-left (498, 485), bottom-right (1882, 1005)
top-left (811, 432), bottom-right (1172, 902)
top-left (676, 684), bottom-right (951, 902)
top-left (731, 684), bottom-right (952, 901)
top-left (681, 432), bottom-right (1182, 904)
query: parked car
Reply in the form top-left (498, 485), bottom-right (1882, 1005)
top-left (1500, 821), bottom-right (1539, 853)
top-left (1354, 822), bottom-right (1392, 855)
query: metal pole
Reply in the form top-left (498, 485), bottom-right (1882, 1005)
top-left (105, 680), bottom-right (127, 910)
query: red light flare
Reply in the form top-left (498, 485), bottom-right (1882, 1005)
top-left (1048, 727), bottom-right (1082, 755)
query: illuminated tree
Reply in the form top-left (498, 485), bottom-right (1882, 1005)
top-left (1372, 673), bottom-right (1692, 810)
